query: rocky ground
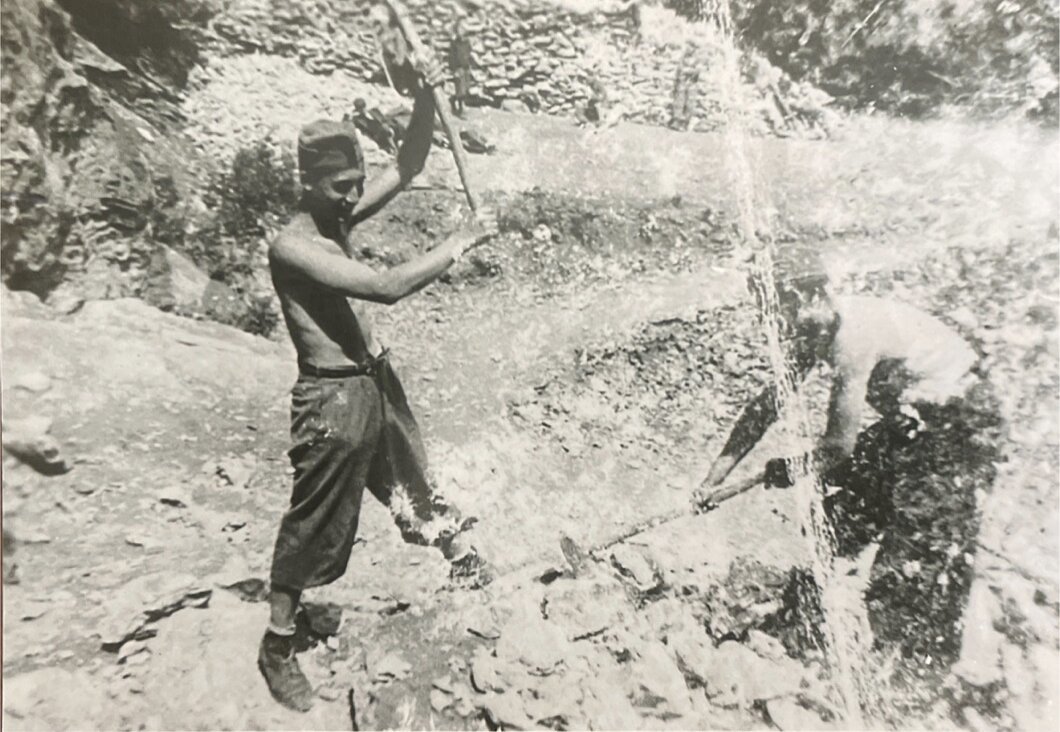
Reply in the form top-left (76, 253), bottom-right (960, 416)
top-left (3, 102), bottom-right (1058, 731)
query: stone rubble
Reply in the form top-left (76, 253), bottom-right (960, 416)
top-left (458, 548), bottom-right (826, 729)
top-left (206, 0), bottom-right (838, 138)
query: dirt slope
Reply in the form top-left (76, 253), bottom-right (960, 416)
top-left (2, 113), bottom-right (1058, 730)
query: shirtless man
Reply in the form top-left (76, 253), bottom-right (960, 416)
top-left (259, 53), bottom-right (497, 712)
top-left (702, 272), bottom-right (1001, 675)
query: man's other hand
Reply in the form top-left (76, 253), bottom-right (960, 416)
top-left (412, 51), bottom-right (446, 88)
top-left (763, 457), bottom-right (794, 488)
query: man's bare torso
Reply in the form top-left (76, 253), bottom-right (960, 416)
top-left (270, 214), bottom-right (381, 367)
top-left (831, 295), bottom-right (977, 404)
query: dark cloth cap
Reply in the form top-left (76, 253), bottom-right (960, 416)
top-left (297, 120), bottom-right (364, 188)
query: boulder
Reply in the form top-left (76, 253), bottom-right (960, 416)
top-left (141, 247), bottom-right (211, 314)
top-left (99, 571), bottom-right (212, 651)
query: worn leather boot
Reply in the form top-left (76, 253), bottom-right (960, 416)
top-left (258, 631), bottom-right (314, 712)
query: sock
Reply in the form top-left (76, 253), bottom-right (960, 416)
top-left (267, 621), bottom-right (296, 637)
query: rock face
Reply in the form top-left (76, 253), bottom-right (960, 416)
top-left (1, 0), bottom-right (218, 302)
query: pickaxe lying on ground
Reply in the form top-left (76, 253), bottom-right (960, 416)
top-left (559, 470), bottom-right (767, 577)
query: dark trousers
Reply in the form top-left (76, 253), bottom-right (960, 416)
top-left (269, 361), bottom-right (463, 590)
top-left (823, 382), bottom-right (1002, 665)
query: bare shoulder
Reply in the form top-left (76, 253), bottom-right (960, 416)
top-left (831, 295), bottom-right (888, 367)
top-left (268, 216), bottom-right (314, 266)
top-left (834, 294), bottom-right (968, 362)
top-left (836, 295), bottom-right (947, 336)
top-left (268, 214), bottom-right (342, 279)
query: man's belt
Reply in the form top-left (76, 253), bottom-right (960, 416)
top-left (298, 349), bottom-right (389, 378)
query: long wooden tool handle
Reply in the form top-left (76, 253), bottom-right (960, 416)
top-left (381, 0), bottom-right (479, 212)
top-left (594, 470), bottom-right (768, 554)
top-left (696, 470), bottom-right (766, 509)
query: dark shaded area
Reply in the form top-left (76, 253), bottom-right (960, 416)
top-left (831, 381), bottom-right (1003, 668)
top-left (666, 0), bottom-right (1059, 123)
top-left (55, 0), bottom-right (216, 89)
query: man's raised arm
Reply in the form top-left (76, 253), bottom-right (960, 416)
top-left (271, 212), bottom-right (495, 305)
top-left (703, 385), bottom-right (781, 487)
top-left (352, 56), bottom-right (446, 224)
top-left (703, 335), bottom-right (822, 487)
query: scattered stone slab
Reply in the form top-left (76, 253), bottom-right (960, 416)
top-left (368, 651), bottom-right (411, 684)
top-left (495, 599), bottom-right (571, 674)
top-left (124, 532), bottom-right (165, 552)
top-left (18, 529), bottom-right (52, 544)
top-left (610, 544), bottom-right (660, 591)
top-left (118, 639), bottom-right (153, 666)
top-left (158, 484), bottom-right (192, 508)
top-left (469, 649), bottom-right (507, 693)
top-left (746, 629), bottom-right (788, 661)
top-left (17, 600), bottom-right (50, 622)
top-left (765, 697), bottom-right (835, 730)
top-left (429, 687), bottom-right (452, 712)
top-left (953, 581), bottom-right (1005, 687)
top-left (141, 246), bottom-right (211, 315)
top-left (3, 667), bottom-right (113, 730)
top-left (100, 572), bottom-right (212, 652)
top-left (207, 554), bottom-right (267, 602)
top-left (463, 603), bottom-right (502, 639)
top-left (209, 454), bottom-right (257, 490)
top-left (544, 577), bottom-right (626, 641)
top-left (626, 640), bottom-right (694, 718)
top-left (669, 625), bottom-right (716, 683)
top-left (10, 371), bottom-right (52, 393)
top-left (481, 690), bottom-right (536, 730)
top-left (2, 417), bottom-right (71, 476)
top-left (697, 641), bottom-right (808, 708)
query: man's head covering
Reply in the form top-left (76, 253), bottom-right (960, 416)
top-left (297, 120), bottom-right (364, 189)
top-left (745, 247), bottom-right (831, 323)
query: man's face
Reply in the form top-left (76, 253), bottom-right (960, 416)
top-left (308, 167), bottom-right (365, 229)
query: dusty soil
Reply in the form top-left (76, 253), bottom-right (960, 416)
top-left (2, 112), bottom-right (1058, 730)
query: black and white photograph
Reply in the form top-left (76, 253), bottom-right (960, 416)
top-left (1, 0), bottom-right (1058, 729)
